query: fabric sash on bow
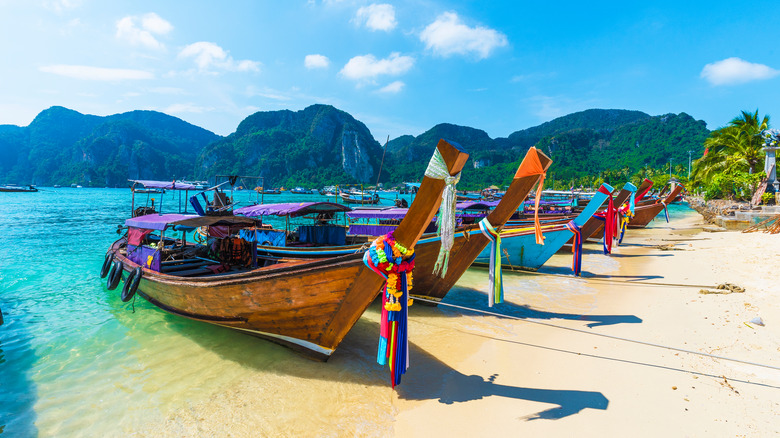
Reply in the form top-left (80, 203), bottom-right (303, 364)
top-left (425, 149), bottom-right (461, 278)
top-left (635, 179), bottom-right (653, 202)
top-left (514, 148), bottom-right (547, 245)
top-left (478, 218), bottom-right (503, 306)
top-left (661, 200), bottom-right (669, 222)
top-left (617, 188), bottom-right (636, 245)
top-left (602, 193), bottom-right (617, 255)
top-left (565, 220), bottom-right (583, 276)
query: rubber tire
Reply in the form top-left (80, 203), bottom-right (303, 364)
top-left (100, 252), bottom-right (114, 278)
top-left (121, 267), bottom-right (142, 302)
top-left (106, 260), bottom-right (124, 291)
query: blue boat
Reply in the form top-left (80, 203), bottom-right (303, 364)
top-left (474, 182), bottom-right (614, 273)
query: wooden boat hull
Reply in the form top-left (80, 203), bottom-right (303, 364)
top-left (628, 184), bottom-right (684, 229)
top-left (472, 183), bottom-right (612, 272)
top-left (111, 240), bottom-right (375, 360)
top-left (0, 187), bottom-right (38, 192)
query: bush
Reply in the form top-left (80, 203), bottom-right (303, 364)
top-left (702, 171), bottom-right (764, 201)
top-left (762, 192), bottom-right (775, 205)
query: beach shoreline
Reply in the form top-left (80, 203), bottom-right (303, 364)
top-left (128, 208), bottom-right (780, 437)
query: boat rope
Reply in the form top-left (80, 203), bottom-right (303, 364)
top-left (413, 296), bottom-right (780, 372)
top-left (478, 218), bottom-right (503, 306)
top-left (425, 148), bottom-right (461, 278)
top-left (510, 269), bottom-right (718, 289)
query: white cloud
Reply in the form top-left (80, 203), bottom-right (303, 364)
top-left (420, 12), bottom-right (507, 59)
top-left (355, 4), bottom-right (396, 31)
top-left (377, 81), bottom-right (404, 94)
top-left (39, 65), bottom-right (154, 81)
top-left (304, 54), bottom-right (330, 69)
top-left (700, 57), bottom-right (779, 86)
top-left (179, 42), bottom-right (260, 72)
top-left (43, 0), bottom-right (82, 13)
top-left (340, 53), bottom-right (414, 82)
top-left (116, 13), bottom-right (172, 50)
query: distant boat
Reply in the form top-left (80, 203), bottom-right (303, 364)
top-left (53, 184), bottom-right (61, 188)
top-left (0, 185), bottom-right (38, 193)
top-left (290, 187), bottom-right (314, 194)
top-left (340, 192), bottom-right (380, 205)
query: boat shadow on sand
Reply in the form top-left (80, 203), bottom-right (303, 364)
top-left (144, 304), bottom-right (609, 421)
top-left (434, 285), bottom-right (643, 328)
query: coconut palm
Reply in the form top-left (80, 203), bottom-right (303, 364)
top-left (691, 110), bottom-right (769, 186)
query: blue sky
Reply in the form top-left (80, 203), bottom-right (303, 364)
top-left (1, 0), bottom-right (779, 142)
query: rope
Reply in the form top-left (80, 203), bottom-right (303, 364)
top-left (413, 297), bottom-right (780, 372)
top-left (424, 148), bottom-right (461, 278)
top-left (565, 220), bottom-right (582, 276)
top-left (515, 269), bottom-right (717, 289)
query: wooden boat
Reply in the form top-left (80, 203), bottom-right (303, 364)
top-left (242, 147), bottom-right (552, 305)
top-left (0, 185), bottom-right (38, 192)
top-left (628, 183), bottom-right (685, 229)
top-left (471, 183), bottom-right (613, 273)
top-left (104, 139), bottom-right (469, 360)
top-left (409, 147), bottom-right (551, 302)
top-left (579, 181), bottom-right (637, 241)
top-left (340, 191), bottom-right (380, 205)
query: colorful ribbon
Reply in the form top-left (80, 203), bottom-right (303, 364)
top-left (514, 148), bottom-right (547, 245)
top-left (363, 232), bottom-right (415, 388)
top-left (565, 220), bottom-right (583, 276)
top-left (478, 218), bottom-right (503, 306)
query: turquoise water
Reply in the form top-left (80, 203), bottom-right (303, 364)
top-left (0, 188), bottom-right (413, 437)
top-left (0, 189), bottom-right (696, 436)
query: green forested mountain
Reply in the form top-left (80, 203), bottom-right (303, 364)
top-left (197, 104), bottom-right (383, 188)
top-left (0, 106), bottom-right (221, 186)
top-left (0, 105), bottom-right (709, 189)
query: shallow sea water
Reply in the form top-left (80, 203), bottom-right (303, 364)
top-left (0, 189), bottom-right (695, 437)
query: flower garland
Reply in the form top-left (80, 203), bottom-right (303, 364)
top-left (363, 232), bottom-right (415, 388)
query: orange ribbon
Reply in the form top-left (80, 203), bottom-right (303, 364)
top-left (514, 147), bottom-right (547, 245)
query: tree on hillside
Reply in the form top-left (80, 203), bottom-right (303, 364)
top-left (691, 110), bottom-right (769, 186)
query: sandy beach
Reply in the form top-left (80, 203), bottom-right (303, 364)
top-left (131, 209), bottom-right (780, 437)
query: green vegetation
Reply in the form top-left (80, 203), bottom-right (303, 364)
top-left (691, 110), bottom-right (770, 200)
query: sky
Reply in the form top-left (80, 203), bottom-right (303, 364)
top-left (1, 0), bottom-right (779, 143)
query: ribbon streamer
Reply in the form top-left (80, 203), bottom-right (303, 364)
top-left (478, 218), bottom-right (503, 306)
top-left (565, 220), bottom-right (583, 276)
top-left (424, 148), bottom-right (461, 278)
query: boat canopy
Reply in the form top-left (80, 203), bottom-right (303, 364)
top-left (125, 213), bottom-right (256, 230)
top-left (235, 202), bottom-right (351, 218)
top-left (130, 180), bottom-right (198, 190)
top-left (346, 207), bottom-right (409, 220)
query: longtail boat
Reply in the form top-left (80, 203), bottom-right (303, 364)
top-left (471, 182), bottom-right (613, 275)
top-left (628, 182), bottom-right (685, 229)
top-left (0, 185), bottom-right (38, 192)
top-left (581, 181), bottom-right (637, 241)
top-left (409, 147), bottom-right (552, 303)
top-left (241, 147), bottom-right (552, 306)
top-left (102, 139), bottom-right (469, 360)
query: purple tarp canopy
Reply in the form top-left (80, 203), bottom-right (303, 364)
top-left (456, 201), bottom-right (499, 210)
top-left (125, 213), bottom-right (197, 230)
top-left (346, 207), bottom-right (408, 220)
top-left (131, 180), bottom-right (197, 190)
top-left (125, 213), bottom-right (257, 230)
top-left (235, 202), bottom-right (352, 218)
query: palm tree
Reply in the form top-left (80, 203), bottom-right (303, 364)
top-left (691, 110), bottom-right (769, 186)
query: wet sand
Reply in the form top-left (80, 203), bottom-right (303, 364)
top-left (133, 211), bottom-right (780, 437)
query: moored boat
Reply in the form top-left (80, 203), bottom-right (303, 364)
top-left (102, 139), bottom-right (469, 360)
top-left (0, 185), bottom-right (38, 193)
top-left (628, 182), bottom-right (685, 228)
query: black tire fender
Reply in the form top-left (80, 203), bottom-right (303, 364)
top-left (100, 252), bottom-right (114, 278)
top-left (121, 267), bottom-right (142, 302)
top-left (106, 260), bottom-right (124, 291)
